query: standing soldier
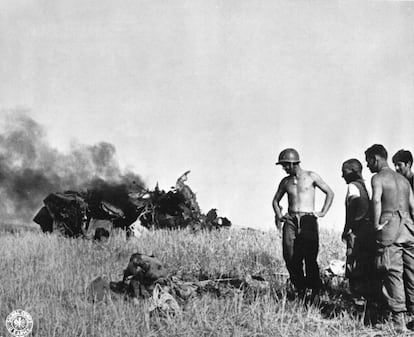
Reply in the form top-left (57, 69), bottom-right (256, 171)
top-left (341, 159), bottom-right (377, 305)
top-left (392, 149), bottom-right (414, 190)
top-left (365, 144), bottom-right (414, 332)
top-left (272, 148), bottom-right (334, 297)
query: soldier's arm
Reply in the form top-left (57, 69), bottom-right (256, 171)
top-left (371, 175), bottom-right (382, 228)
top-left (342, 193), bottom-right (359, 240)
top-left (409, 187), bottom-right (414, 220)
top-left (312, 172), bottom-right (334, 217)
top-left (272, 179), bottom-right (287, 230)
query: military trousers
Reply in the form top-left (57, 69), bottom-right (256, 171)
top-left (282, 213), bottom-right (322, 290)
top-left (345, 221), bottom-right (379, 301)
top-left (376, 211), bottom-right (414, 313)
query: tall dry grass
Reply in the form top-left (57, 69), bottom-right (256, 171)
top-left (0, 227), bottom-right (388, 336)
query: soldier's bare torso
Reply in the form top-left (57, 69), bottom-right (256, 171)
top-left (282, 170), bottom-right (318, 213)
top-left (374, 168), bottom-right (411, 213)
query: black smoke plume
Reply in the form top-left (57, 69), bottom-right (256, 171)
top-left (0, 111), bottom-right (145, 224)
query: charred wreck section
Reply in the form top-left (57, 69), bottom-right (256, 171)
top-left (33, 178), bottom-right (145, 239)
top-left (33, 186), bottom-right (139, 239)
top-left (33, 171), bottom-right (232, 239)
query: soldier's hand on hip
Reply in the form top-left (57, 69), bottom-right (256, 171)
top-left (275, 216), bottom-right (285, 231)
top-left (375, 220), bottom-right (389, 231)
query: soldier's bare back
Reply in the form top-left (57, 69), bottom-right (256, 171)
top-left (373, 168), bottom-right (411, 213)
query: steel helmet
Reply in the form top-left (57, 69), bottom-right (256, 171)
top-left (276, 148), bottom-right (300, 165)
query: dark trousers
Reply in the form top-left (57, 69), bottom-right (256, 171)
top-left (282, 214), bottom-right (321, 290)
top-left (345, 222), bottom-right (379, 300)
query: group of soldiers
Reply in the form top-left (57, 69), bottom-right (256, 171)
top-left (273, 145), bottom-right (414, 332)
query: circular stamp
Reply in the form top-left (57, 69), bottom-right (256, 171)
top-left (5, 310), bottom-right (33, 337)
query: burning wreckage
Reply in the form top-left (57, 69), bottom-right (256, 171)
top-left (33, 171), bottom-right (231, 239)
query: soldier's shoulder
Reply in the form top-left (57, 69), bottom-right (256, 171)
top-left (371, 172), bottom-right (381, 181)
top-left (280, 175), bottom-right (296, 189)
top-left (373, 169), bottom-right (395, 182)
top-left (306, 170), bottom-right (322, 180)
top-left (395, 171), bottom-right (410, 185)
top-left (280, 176), bottom-right (291, 185)
top-left (388, 170), bottom-right (404, 181)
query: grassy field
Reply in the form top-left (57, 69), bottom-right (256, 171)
top-left (0, 226), bottom-right (399, 336)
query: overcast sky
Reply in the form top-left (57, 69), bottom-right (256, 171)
top-left (1, 1), bottom-right (414, 230)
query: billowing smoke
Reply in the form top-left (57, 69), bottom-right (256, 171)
top-left (0, 111), bottom-right (145, 224)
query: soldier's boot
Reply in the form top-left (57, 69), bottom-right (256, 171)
top-left (406, 311), bottom-right (414, 331)
top-left (375, 311), bottom-right (407, 334)
top-left (391, 312), bottom-right (407, 334)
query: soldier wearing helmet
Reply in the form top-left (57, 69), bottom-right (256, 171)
top-left (272, 148), bottom-right (334, 297)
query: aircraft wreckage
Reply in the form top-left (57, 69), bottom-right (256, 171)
top-left (33, 171), bottom-right (231, 239)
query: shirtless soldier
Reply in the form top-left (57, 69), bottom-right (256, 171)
top-left (273, 148), bottom-right (334, 295)
top-left (365, 144), bottom-right (414, 331)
